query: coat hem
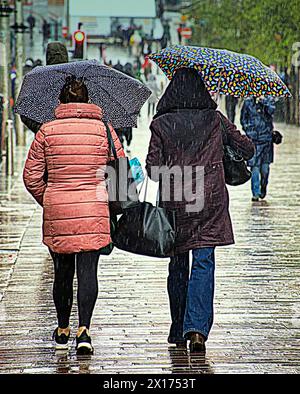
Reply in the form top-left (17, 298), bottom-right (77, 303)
top-left (175, 239), bottom-right (234, 254)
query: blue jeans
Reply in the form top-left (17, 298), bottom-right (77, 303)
top-left (251, 164), bottom-right (270, 198)
top-left (167, 247), bottom-right (215, 343)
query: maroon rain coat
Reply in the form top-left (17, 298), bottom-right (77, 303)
top-left (146, 68), bottom-right (254, 254)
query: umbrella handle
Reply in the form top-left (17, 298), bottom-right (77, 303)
top-left (216, 68), bottom-right (224, 98)
top-left (211, 68), bottom-right (224, 106)
top-left (104, 121), bottom-right (118, 160)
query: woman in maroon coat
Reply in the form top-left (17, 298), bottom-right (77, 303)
top-left (146, 68), bottom-right (254, 352)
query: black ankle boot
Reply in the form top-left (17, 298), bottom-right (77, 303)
top-left (189, 333), bottom-right (206, 353)
top-left (260, 184), bottom-right (267, 199)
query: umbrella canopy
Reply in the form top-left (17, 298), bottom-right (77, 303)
top-left (15, 59), bottom-right (151, 128)
top-left (148, 45), bottom-right (291, 98)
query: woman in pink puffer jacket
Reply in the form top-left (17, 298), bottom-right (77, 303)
top-left (23, 78), bottom-right (124, 354)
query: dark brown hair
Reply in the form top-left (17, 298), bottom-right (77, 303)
top-left (59, 75), bottom-right (89, 103)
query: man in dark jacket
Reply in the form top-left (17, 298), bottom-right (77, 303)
top-left (240, 96), bottom-right (275, 201)
top-left (21, 41), bottom-right (69, 134)
top-left (146, 68), bottom-right (254, 352)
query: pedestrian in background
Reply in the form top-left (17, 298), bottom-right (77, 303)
top-left (142, 56), bottom-right (152, 81)
top-left (146, 68), bottom-right (254, 352)
top-left (162, 20), bottom-right (171, 45)
top-left (129, 30), bottom-right (142, 58)
top-left (145, 74), bottom-right (161, 117)
top-left (123, 62), bottom-right (134, 77)
top-left (225, 95), bottom-right (239, 123)
top-left (116, 127), bottom-right (133, 154)
top-left (27, 14), bottom-right (36, 42)
top-left (23, 58), bottom-right (34, 75)
top-left (113, 60), bottom-right (124, 73)
top-left (21, 41), bottom-right (69, 134)
top-left (23, 77), bottom-right (125, 355)
top-left (42, 19), bottom-right (51, 48)
top-left (240, 96), bottom-right (275, 201)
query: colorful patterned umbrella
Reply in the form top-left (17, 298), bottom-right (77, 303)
top-left (148, 45), bottom-right (291, 98)
top-left (15, 60), bottom-right (151, 128)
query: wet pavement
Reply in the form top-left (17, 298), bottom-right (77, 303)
top-left (0, 108), bottom-right (300, 374)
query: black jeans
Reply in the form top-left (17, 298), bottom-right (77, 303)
top-left (50, 250), bottom-right (100, 329)
top-left (167, 252), bottom-right (190, 343)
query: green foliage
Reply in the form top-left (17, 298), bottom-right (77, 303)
top-left (188, 0), bottom-right (300, 68)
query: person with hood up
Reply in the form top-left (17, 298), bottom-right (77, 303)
top-left (21, 42), bottom-right (69, 134)
top-left (240, 96), bottom-right (276, 201)
top-left (146, 68), bottom-right (254, 353)
top-left (23, 77), bottom-right (125, 355)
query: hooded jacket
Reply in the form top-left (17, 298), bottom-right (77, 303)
top-left (240, 97), bottom-right (275, 166)
top-left (146, 68), bottom-right (254, 253)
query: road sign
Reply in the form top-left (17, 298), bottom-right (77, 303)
top-left (180, 27), bottom-right (192, 39)
top-left (62, 26), bottom-right (68, 38)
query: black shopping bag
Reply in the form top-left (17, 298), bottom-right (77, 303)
top-left (99, 215), bottom-right (117, 256)
top-left (112, 178), bottom-right (176, 258)
top-left (105, 122), bottom-right (139, 215)
top-left (220, 115), bottom-right (251, 186)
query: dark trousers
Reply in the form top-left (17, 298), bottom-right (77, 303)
top-left (148, 102), bottom-right (156, 117)
top-left (225, 97), bottom-right (238, 123)
top-left (50, 250), bottom-right (100, 329)
top-left (167, 252), bottom-right (190, 343)
top-left (251, 164), bottom-right (270, 197)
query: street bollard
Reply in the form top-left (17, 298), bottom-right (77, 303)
top-left (5, 119), bottom-right (14, 176)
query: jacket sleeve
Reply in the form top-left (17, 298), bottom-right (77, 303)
top-left (108, 124), bottom-right (125, 160)
top-left (20, 115), bottom-right (42, 134)
top-left (261, 97), bottom-right (276, 117)
top-left (145, 122), bottom-right (165, 181)
top-left (219, 112), bottom-right (255, 161)
top-left (23, 127), bottom-right (47, 206)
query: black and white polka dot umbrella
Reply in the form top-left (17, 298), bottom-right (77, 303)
top-left (15, 59), bottom-right (152, 128)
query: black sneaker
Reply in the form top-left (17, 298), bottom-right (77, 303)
top-left (175, 340), bottom-right (187, 349)
top-left (76, 329), bottom-right (94, 355)
top-left (252, 196), bottom-right (259, 202)
top-left (260, 185), bottom-right (267, 199)
top-left (52, 327), bottom-right (70, 350)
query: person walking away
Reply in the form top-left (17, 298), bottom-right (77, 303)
top-left (123, 62), bottom-right (134, 77)
top-left (21, 41), bottom-right (69, 134)
top-left (240, 96), bottom-right (275, 201)
top-left (146, 68), bottom-right (254, 352)
top-left (115, 127), bottom-right (125, 146)
top-left (42, 19), bottom-right (51, 48)
top-left (23, 78), bottom-right (125, 354)
top-left (177, 24), bottom-right (183, 45)
top-left (123, 127), bottom-right (133, 154)
top-left (113, 60), bottom-right (124, 73)
top-left (225, 95), bottom-right (238, 123)
top-left (27, 14), bottom-right (36, 42)
top-left (146, 74), bottom-right (161, 117)
top-left (142, 57), bottom-right (152, 81)
top-left (23, 58), bottom-right (34, 75)
top-left (129, 30), bottom-right (142, 59)
top-left (114, 127), bottom-right (133, 153)
top-left (162, 20), bottom-right (171, 45)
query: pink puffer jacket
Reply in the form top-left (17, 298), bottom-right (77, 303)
top-left (23, 103), bottom-right (125, 254)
